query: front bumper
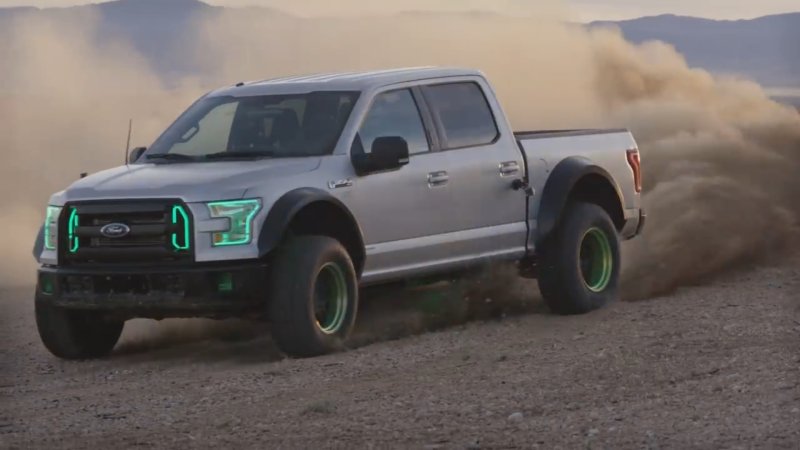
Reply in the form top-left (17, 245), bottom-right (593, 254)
top-left (36, 261), bottom-right (268, 319)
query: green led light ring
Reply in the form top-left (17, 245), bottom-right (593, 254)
top-left (44, 206), bottom-right (60, 250)
top-left (207, 199), bottom-right (261, 247)
top-left (67, 208), bottom-right (80, 253)
top-left (171, 205), bottom-right (191, 251)
top-left (579, 227), bottom-right (613, 293)
top-left (315, 262), bottom-right (348, 335)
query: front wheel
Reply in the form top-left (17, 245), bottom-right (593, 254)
top-left (268, 236), bottom-right (359, 358)
top-left (35, 298), bottom-right (124, 359)
top-left (537, 202), bottom-right (621, 315)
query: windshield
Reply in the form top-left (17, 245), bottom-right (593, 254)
top-left (145, 91), bottom-right (359, 161)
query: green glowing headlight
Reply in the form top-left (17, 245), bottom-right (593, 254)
top-left (44, 206), bottom-right (62, 251)
top-left (207, 199), bottom-right (261, 247)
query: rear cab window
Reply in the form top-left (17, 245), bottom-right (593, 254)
top-left (421, 82), bottom-right (499, 149)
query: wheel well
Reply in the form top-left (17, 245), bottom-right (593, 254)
top-left (287, 201), bottom-right (365, 275)
top-left (568, 174), bottom-right (625, 230)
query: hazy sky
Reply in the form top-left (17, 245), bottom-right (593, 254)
top-left (0, 0), bottom-right (798, 21)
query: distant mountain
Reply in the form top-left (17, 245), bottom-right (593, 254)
top-left (773, 95), bottom-right (800, 109)
top-left (1, 0), bottom-right (798, 89)
top-left (590, 13), bottom-right (800, 88)
top-left (0, 0), bottom-right (287, 81)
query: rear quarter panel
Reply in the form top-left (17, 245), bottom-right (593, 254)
top-left (518, 130), bottom-right (641, 239)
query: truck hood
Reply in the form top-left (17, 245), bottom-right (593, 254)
top-left (51, 158), bottom-right (322, 204)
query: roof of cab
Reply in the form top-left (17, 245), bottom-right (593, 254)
top-left (208, 67), bottom-right (484, 97)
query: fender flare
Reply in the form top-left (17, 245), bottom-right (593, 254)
top-left (257, 187), bottom-right (366, 271)
top-left (536, 156), bottom-right (624, 246)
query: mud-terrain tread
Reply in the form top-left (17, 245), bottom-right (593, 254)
top-left (268, 236), bottom-right (358, 358)
top-left (538, 201), bottom-right (620, 315)
top-left (35, 299), bottom-right (124, 360)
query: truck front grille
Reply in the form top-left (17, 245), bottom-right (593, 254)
top-left (60, 200), bottom-right (193, 265)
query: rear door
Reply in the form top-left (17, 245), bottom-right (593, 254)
top-left (419, 80), bottom-right (528, 261)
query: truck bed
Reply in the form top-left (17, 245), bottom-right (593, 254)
top-left (514, 128), bottom-right (629, 141)
top-left (513, 127), bottom-right (641, 241)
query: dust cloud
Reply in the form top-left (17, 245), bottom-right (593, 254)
top-left (0, 1), bottom-right (798, 348)
top-left (590, 35), bottom-right (800, 298)
top-left (0, 12), bottom-right (204, 285)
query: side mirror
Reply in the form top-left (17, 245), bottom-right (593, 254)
top-left (351, 136), bottom-right (410, 176)
top-left (129, 146), bottom-right (146, 164)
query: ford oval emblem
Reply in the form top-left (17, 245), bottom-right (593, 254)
top-left (100, 223), bottom-right (131, 238)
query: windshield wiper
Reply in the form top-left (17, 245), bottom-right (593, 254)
top-left (146, 153), bottom-right (196, 161)
top-left (204, 151), bottom-right (275, 160)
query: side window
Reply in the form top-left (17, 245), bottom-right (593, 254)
top-left (357, 89), bottom-right (429, 155)
top-left (169, 102), bottom-right (237, 155)
top-left (422, 82), bottom-right (499, 149)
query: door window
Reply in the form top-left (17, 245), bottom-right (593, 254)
top-left (357, 89), bottom-right (429, 155)
top-left (422, 82), bottom-right (499, 149)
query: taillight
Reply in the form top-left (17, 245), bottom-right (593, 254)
top-left (627, 149), bottom-right (642, 193)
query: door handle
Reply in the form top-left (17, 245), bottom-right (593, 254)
top-left (499, 161), bottom-right (520, 176)
top-left (328, 178), bottom-right (353, 189)
top-left (427, 170), bottom-right (449, 187)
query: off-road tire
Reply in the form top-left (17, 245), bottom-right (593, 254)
top-left (268, 236), bottom-right (358, 358)
top-left (538, 201), bottom-right (621, 315)
top-left (35, 297), bottom-right (124, 359)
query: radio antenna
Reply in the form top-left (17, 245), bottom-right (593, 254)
top-left (124, 119), bottom-right (133, 167)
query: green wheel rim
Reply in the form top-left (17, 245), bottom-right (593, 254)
top-left (579, 227), bottom-right (613, 293)
top-left (314, 262), bottom-right (348, 334)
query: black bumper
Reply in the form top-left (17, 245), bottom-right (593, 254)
top-left (36, 261), bottom-right (268, 319)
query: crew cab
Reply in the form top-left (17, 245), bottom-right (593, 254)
top-left (33, 67), bottom-right (645, 359)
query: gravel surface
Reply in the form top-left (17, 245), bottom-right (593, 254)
top-left (1, 259), bottom-right (799, 449)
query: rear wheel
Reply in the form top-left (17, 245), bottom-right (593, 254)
top-left (35, 297), bottom-right (124, 360)
top-left (537, 202), bottom-right (620, 315)
top-left (268, 236), bottom-right (358, 357)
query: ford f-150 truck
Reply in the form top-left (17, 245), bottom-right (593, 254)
top-left (33, 67), bottom-right (645, 359)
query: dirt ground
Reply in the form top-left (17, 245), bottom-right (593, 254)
top-left (1, 257), bottom-right (799, 449)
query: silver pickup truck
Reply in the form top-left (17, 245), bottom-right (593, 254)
top-left (33, 67), bottom-right (645, 359)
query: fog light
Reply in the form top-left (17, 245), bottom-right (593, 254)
top-left (40, 275), bottom-right (55, 295)
top-left (217, 273), bottom-right (234, 293)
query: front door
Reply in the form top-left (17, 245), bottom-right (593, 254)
top-left (344, 88), bottom-right (454, 283)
